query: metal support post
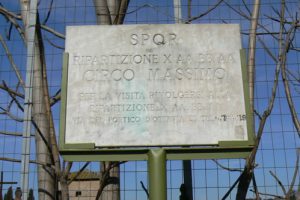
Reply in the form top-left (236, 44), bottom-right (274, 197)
top-left (183, 160), bottom-right (193, 200)
top-left (148, 149), bottom-right (167, 200)
top-left (20, 0), bottom-right (38, 199)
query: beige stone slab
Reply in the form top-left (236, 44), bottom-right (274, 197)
top-left (64, 24), bottom-right (247, 147)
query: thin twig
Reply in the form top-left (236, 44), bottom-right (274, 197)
top-left (249, 189), bottom-right (284, 199)
top-left (252, 174), bottom-right (260, 199)
top-left (40, 24), bottom-right (65, 39)
top-left (0, 130), bottom-right (34, 137)
top-left (0, 6), bottom-right (22, 19)
top-left (0, 34), bottom-right (25, 88)
top-left (64, 161), bottom-right (73, 176)
top-left (257, 36), bottom-right (278, 62)
top-left (221, 173), bottom-right (243, 200)
top-left (253, 109), bottom-right (262, 120)
top-left (271, 6), bottom-right (281, 18)
top-left (186, 0), bottom-right (224, 23)
top-left (0, 157), bottom-right (53, 169)
top-left (269, 170), bottom-right (287, 196)
top-left (67, 162), bottom-right (90, 185)
top-left (287, 149), bottom-right (300, 197)
top-left (140, 181), bottom-right (149, 198)
top-left (0, 107), bottom-right (23, 122)
top-left (224, 1), bottom-right (279, 41)
top-left (0, 84), bottom-right (24, 98)
top-left (50, 90), bottom-right (61, 106)
top-left (212, 159), bottom-right (243, 172)
top-left (286, 68), bottom-right (300, 83)
top-left (95, 161), bottom-right (126, 200)
top-left (0, 6), bottom-right (25, 41)
top-left (280, 21), bottom-right (300, 137)
top-left (264, 14), bottom-right (294, 24)
top-left (45, 36), bottom-right (64, 49)
top-left (6, 22), bottom-right (13, 40)
top-left (291, 46), bottom-right (300, 51)
top-left (3, 81), bottom-right (24, 112)
top-left (242, 31), bottom-right (287, 35)
top-left (126, 4), bottom-right (183, 22)
top-left (42, 0), bottom-right (53, 25)
top-left (241, 0), bottom-right (251, 15)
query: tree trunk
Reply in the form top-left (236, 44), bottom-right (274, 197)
top-left (100, 163), bottom-right (120, 200)
top-left (32, 47), bottom-right (56, 200)
top-left (19, 1), bottom-right (56, 199)
top-left (236, 0), bottom-right (261, 199)
top-left (59, 177), bottom-right (69, 200)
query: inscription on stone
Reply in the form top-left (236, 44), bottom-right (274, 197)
top-left (64, 24), bottom-right (248, 146)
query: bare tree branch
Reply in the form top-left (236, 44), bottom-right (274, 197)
top-left (252, 174), bottom-right (260, 200)
top-left (249, 189), bottom-right (284, 199)
top-left (212, 159), bottom-right (243, 172)
top-left (241, 0), bottom-right (251, 15)
top-left (125, 3), bottom-right (182, 22)
top-left (64, 161), bottom-right (73, 177)
top-left (0, 130), bottom-right (26, 137)
top-left (50, 90), bottom-right (61, 106)
top-left (0, 6), bottom-right (22, 19)
top-left (0, 106), bottom-right (23, 122)
top-left (113, 0), bottom-right (130, 25)
top-left (257, 36), bottom-right (278, 62)
top-left (236, 0), bottom-right (300, 198)
top-left (44, 35), bottom-right (64, 49)
top-left (221, 173), bottom-right (243, 200)
top-left (254, 109), bottom-right (262, 120)
top-left (242, 31), bottom-right (288, 35)
top-left (0, 34), bottom-right (25, 87)
top-left (264, 14), bottom-right (295, 24)
top-left (186, 0), bottom-right (224, 23)
top-left (3, 81), bottom-right (24, 112)
top-left (271, 6), bottom-right (281, 18)
top-left (40, 24), bottom-right (65, 39)
top-left (269, 170), bottom-right (287, 196)
top-left (286, 68), bottom-right (300, 83)
top-left (67, 162), bottom-right (90, 185)
top-left (140, 181), bottom-right (149, 198)
top-left (291, 46), bottom-right (300, 51)
top-left (95, 161), bottom-right (126, 200)
top-left (280, 21), bottom-right (300, 137)
top-left (286, 149), bottom-right (300, 197)
top-left (0, 6), bottom-right (25, 41)
top-left (0, 157), bottom-right (54, 169)
top-left (0, 84), bottom-right (24, 98)
top-left (247, 0), bottom-right (260, 112)
top-left (224, 1), bottom-right (279, 41)
top-left (42, 0), bottom-right (53, 25)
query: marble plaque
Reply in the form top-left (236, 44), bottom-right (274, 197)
top-left (64, 24), bottom-right (248, 147)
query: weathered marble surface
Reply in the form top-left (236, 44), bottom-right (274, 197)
top-left (64, 24), bottom-right (248, 147)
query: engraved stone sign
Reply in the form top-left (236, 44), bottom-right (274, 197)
top-left (64, 24), bottom-right (248, 147)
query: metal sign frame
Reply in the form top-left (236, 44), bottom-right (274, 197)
top-left (59, 49), bottom-right (255, 161)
